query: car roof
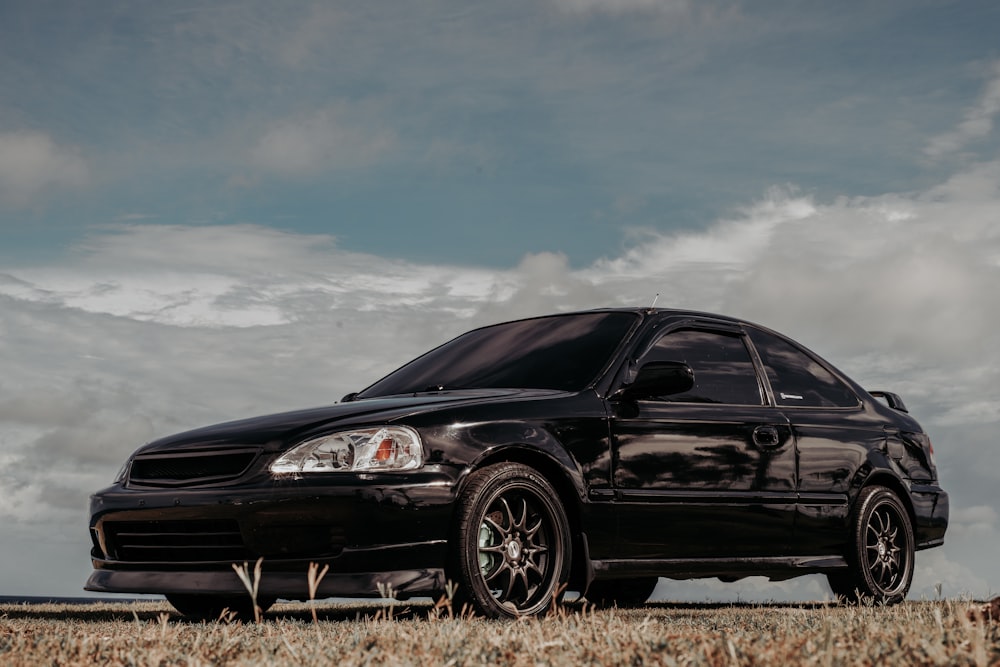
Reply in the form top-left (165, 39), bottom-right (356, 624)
top-left (518, 307), bottom-right (749, 326)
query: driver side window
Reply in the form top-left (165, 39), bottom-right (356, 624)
top-left (639, 329), bottom-right (764, 405)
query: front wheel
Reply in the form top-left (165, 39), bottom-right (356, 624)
top-left (451, 462), bottom-right (572, 618)
top-left (828, 486), bottom-right (914, 604)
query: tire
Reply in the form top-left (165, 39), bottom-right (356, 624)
top-left (166, 593), bottom-right (275, 621)
top-left (451, 462), bottom-right (572, 618)
top-left (828, 486), bottom-right (914, 605)
top-left (585, 577), bottom-right (658, 608)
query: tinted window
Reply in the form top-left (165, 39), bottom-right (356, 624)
top-left (747, 328), bottom-right (859, 408)
top-left (640, 329), bottom-right (763, 405)
top-left (358, 312), bottom-right (639, 397)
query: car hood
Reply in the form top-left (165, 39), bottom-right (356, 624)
top-left (135, 388), bottom-right (565, 454)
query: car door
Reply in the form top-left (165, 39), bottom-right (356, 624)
top-left (745, 327), bottom-right (874, 555)
top-left (610, 325), bottom-right (797, 559)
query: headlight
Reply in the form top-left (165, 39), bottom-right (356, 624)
top-left (114, 458), bottom-right (132, 483)
top-left (270, 426), bottom-right (423, 474)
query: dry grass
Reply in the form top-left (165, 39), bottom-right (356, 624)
top-left (1, 597), bottom-right (998, 666)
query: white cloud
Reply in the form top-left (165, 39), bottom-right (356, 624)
top-left (9, 223), bottom-right (513, 327)
top-left (77, 223), bottom-right (339, 273)
top-left (950, 505), bottom-right (997, 537)
top-left (550, 0), bottom-right (692, 16)
top-left (274, 5), bottom-right (343, 68)
top-left (925, 60), bottom-right (1000, 158)
top-left (0, 131), bottom-right (89, 208)
top-left (114, 213), bottom-right (157, 222)
top-left (248, 108), bottom-right (395, 175)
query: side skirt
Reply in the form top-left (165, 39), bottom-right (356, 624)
top-left (591, 555), bottom-right (848, 582)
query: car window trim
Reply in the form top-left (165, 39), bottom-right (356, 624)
top-left (628, 320), bottom-right (768, 408)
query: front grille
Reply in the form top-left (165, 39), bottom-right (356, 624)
top-left (99, 519), bottom-right (347, 563)
top-left (128, 448), bottom-right (260, 487)
top-left (103, 519), bottom-right (255, 563)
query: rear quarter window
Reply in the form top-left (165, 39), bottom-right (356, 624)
top-left (747, 328), bottom-right (859, 408)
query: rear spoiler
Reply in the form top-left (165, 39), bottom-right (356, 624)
top-left (869, 390), bottom-right (908, 413)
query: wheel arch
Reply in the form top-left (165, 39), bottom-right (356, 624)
top-left (457, 445), bottom-right (590, 592)
top-left (854, 471), bottom-right (916, 529)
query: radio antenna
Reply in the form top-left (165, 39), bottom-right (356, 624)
top-left (650, 293), bottom-right (659, 309)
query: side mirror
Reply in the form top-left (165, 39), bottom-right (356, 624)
top-left (340, 392), bottom-right (359, 403)
top-left (616, 361), bottom-right (694, 401)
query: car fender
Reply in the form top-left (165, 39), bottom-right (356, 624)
top-left (453, 422), bottom-right (590, 501)
top-left (846, 449), bottom-right (916, 522)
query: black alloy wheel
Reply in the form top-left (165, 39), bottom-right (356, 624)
top-left (585, 577), bottom-right (659, 608)
top-left (452, 462), bottom-right (571, 618)
top-left (828, 485), bottom-right (914, 605)
top-left (166, 593), bottom-right (275, 621)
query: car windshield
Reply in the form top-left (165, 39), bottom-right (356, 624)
top-left (357, 311), bottom-right (639, 397)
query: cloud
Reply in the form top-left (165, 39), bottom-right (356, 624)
top-left (585, 177), bottom-right (1000, 367)
top-left (10, 223), bottom-right (510, 327)
top-left (950, 505), bottom-right (997, 538)
top-left (248, 108), bottom-right (396, 175)
top-left (925, 60), bottom-right (1000, 158)
top-left (0, 131), bottom-right (89, 208)
top-left (77, 224), bottom-right (339, 273)
top-left (549, 0), bottom-right (692, 16)
top-left (273, 5), bottom-right (343, 69)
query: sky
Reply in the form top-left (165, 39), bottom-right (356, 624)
top-left (0, 0), bottom-right (998, 601)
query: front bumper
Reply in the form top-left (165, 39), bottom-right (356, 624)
top-left (86, 565), bottom-right (447, 600)
top-left (86, 469), bottom-right (456, 600)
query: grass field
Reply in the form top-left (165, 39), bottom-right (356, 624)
top-left (1, 597), bottom-right (997, 666)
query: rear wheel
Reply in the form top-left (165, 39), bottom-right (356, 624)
top-left (828, 486), bottom-right (914, 604)
top-left (451, 462), bottom-right (571, 618)
top-left (166, 593), bottom-right (275, 621)
top-left (585, 577), bottom-right (658, 608)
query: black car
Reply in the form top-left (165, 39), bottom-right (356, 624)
top-left (87, 308), bottom-right (948, 618)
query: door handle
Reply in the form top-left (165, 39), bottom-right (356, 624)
top-left (753, 425), bottom-right (781, 449)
